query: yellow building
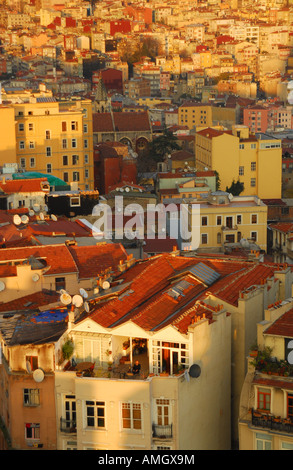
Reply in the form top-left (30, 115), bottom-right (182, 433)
top-left (182, 191), bottom-right (268, 252)
top-left (195, 125), bottom-right (282, 199)
top-left (11, 98), bottom-right (94, 190)
top-left (178, 101), bottom-right (213, 131)
top-left (239, 300), bottom-right (293, 450)
top-left (0, 106), bottom-right (17, 164)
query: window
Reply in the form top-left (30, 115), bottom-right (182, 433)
top-left (62, 121), bottom-right (67, 132)
top-left (287, 394), bottom-right (293, 420)
top-left (251, 143), bottom-right (256, 149)
top-left (63, 155), bottom-right (68, 166)
top-left (251, 214), bottom-right (257, 224)
top-left (201, 216), bottom-right (208, 226)
top-left (63, 172), bottom-right (69, 183)
top-left (84, 154), bottom-right (89, 164)
top-left (257, 388), bottom-right (271, 411)
top-left (64, 395), bottom-right (76, 431)
top-left (30, 158), bottom-right (35, 168)
top-left (72, 155), bottom-right (79, 165)
top-left (85, 401), bottom-right (105, 428)
top-left (70, 196), bottom-right (80, 207)
top-left (226, 216), bottom-right (233, 228)
top-left (156, 399), bottom-right (171, 426)
top-left (71, 121), bottom-right (78, 131)
top-left (46, 163), bottom-right (52, 174)
top-left (85, 169), bottom-right (89, 178)
top-left (73, 172), bottom-right (79, 182)
top-left (216, 216), bottom-right (222, 226)
top-left (46, 147), bottom-right (52, 157)
top-left (18, 123), bottom-right (24, 131)
top-left (55, 277), bottom-right (65, 291)
top-left (83, 124), bottom-right (88, 133)
top-left (201, 234), bottom-right (208, 244)
top-left (62, 139), bottom-right (67, 149)
top-left (28, 123), bottom-right (34, 131)
top-left (25, 423), bottom-right (40, 440)
top-left (45, 130), bottom-right (51, 140)
top-left (121, 403), bottom-right (142, 430)
top-left (20, 158), bottom-right (26, 168)
top-left (255, 432), bottom-right (272, 450)
top-left (239, 166), bottom-right (244, 176)
top-left (251, 231), bottom-right (257, 241)
top-left (23, 389), bottom-right (40, 406)
top-left (19, 141), bottom-right (25, 150)
top-left (29, 141), bottom-right (35, 149)
top-left (226, 234), bottom-right (235, 243)
top-left (239, 144), bottom-right (244, 149)
top-left (217, 232), bottom-right (221, 244)
top-left (251, 162), bottom-right (256, 171)
top-left (71, 139), bottom-right (77, 148)
top-left (251, 178), bottom-right (256, 187)
top-left (84, 139), bottom-right (88, 149)
top-left (237, 215), bottom-right (242, 225)
top-left (26, 356), bottom-right (38, 372)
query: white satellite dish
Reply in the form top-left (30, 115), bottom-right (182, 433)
top-left (33, 368), bottom-right (44, 383)
top-left (51, 214), bottom-right (57, 221)
top-left (102, 280), bottom-right (110, 290)
top-left (59, 289), bottom-right (67, 295)
top-left (72, 294), bottom-right (83, 308)
top-left (0, 281), bottom-right (5, 291)
top-left (33, 204), bottom-right (40, 212)
top-left (29, 209), bottom-right (35, 217)
top-left (13, 214), bottom-right (21, 225)
top-left (60, 293), bottom-right (72, 305)
top-left (79, 288), bottom-right (88, 298)
top-left (32, 274), bottom-right (40, 282)
top-left (125, 187), bottom-right (130, 192)
top-left (21, 215), bottom-right (29, 224)
top-left (228, 193), bottom-right (233, 200)
top-left (84, 301), bottom-right (90, 313)
top-left (39, 212), bottom-right (44, 220)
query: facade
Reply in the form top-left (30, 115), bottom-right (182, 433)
top-left (178, 102), bottom-right (213, 131)
top-left (239, 300), bottom-right (293, 450)
top-left (195, 126), bottom-right (282, 200)
top-left (11, 99), bottom-right (94, 191)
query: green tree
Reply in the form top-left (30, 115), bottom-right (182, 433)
top-left (226, 179), bottom-right (244, 196)
top-left (148, 128), bottom-right (181, 163)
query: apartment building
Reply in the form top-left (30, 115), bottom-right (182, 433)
top-left (178, 101), bottom-right (213, 131)
top-left (195, 126), bottom-right (282, 199)
top-left (239, 300), bottom-right (293, 450)
top-left (10, 98), bottom-right (94, 191)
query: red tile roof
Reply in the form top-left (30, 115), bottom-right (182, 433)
top-left (0, 289), bottom-right (60, 313)
top-left (264, 307), bottom-right (293, 338)
top-left (0, 178), bottom-right (49, 194)
top-left (93, 111), bottom-right (151, 133)
top-left (269, 222), bottom-right (293, 233)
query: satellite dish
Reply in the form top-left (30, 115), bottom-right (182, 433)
top-left (33, 368), bottom-right (44, 383)
top-left (29, 209), bottom-right (35, 217)
top-left (39, 212), bottom-right (44, 220)
top-left (44, 204), bottom-right (48, 212)
top-left (33, 204), bottom-right (40, 212)
top-left (228, 193), bottom-right (233, 200)
top-left (72, 294), bottom-right (83, 308)
top-left (59, 289), bottom-right (67, 295)
top-left (189, 364), bottom-right (201, 378)
top-left (84, 301), bottom-right (90, 313)
top-left (21, 215), bottom-right (29, 224)
top-left (51, 214), bottom-right (57, 221)
top-left (13, 214), bottom-right (21, 225)
top-left (32, 274), bottom-right (40, 282)
top-left (0, 281), bottom-right (5, 291)
top-left (102, 280), bottom-right (110, 290)
top-left (125, 187), bottom-right (130, 192)
top-left (60, 293), bottom-right (72, 305)
top-left (79, 288), bottom-right (88, 298)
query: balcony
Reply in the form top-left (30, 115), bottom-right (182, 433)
top-left (152, 424), bottom-right (173, 439)
top-left (221, 225), bottom-right (238, 231)
top-left (251, 409), bottom-right (293, 434)
top-left (60, 418), bottom-right (76, 434)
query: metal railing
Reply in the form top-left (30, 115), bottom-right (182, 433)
top-left (152, 423), bottom-right (173, 439)
top-left (251, 409), bottom-right (293, 434)
top-left (60, 418), bottom-right (76, 434)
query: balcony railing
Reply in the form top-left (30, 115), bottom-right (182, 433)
top-left (60, 418), bottom-right (76, 434)
top-left (251, 409), bottom-right (293, 434)
top-left (152, 423), bottom-right (173, 439)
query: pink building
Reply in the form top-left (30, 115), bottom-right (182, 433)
top-left (243, 105), bottom-right (269, 133)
